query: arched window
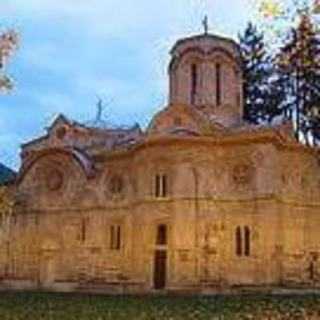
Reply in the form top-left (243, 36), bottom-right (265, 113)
top-left (244, 226), bottom-right (250, 256)
top-left (191, 64), bottom-right (198, 105)
top-left (155, 174), bottom-right (168, 198)
top-left (235, 226), bottom-right (251, 257)
top-left (216, 63), bottom-right (221, 106)
top-left (80, 217), bottom-right (88, 243)
top-left (109, 175), bottom-right (123, 195)
top-left (156, 224), bottom-right (167, 245)
top-left (110, 225), bottom-right (121, 250)
top-left (155, 174), bottom-right (161, 197)
top-left (235, 226), bottom-right (242, 256)
top-left (162, 175), bottom-right (167, 197)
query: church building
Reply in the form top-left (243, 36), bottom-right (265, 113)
top-left (1, 30), bottom-right (320, 294)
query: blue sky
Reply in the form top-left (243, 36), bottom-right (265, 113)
top-left (0, 0), bottom-right (254, 169)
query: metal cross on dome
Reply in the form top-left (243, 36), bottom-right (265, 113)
top-left (202, 15), bottom-right (209, 34)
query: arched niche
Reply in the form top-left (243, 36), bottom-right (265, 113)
top-left (17, 148), bottom-right (95, 208)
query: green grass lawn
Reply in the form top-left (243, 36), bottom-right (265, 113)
top-left (0, 292), bottom-right (319, 319)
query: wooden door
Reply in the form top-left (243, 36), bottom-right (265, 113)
top-left (40, 256), bottom-right (55, 288)
top-left (153, 250), bottom-right (167, 290)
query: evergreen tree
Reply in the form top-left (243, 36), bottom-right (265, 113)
top-left (305, 104), bottom-right (320, 145)
top-left (239, 22), bottom-right (281, 124)
top-left (277, 12), bottom-right (320, 143)
top-left (264, 67), bottom-right (287, 124)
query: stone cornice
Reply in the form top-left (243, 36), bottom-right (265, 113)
top-left (19, 194), bottom-right (320, 215)
top-left (93, 129), bottom-right (318, 162)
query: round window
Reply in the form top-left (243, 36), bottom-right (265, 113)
top-left (232, 163), bottom-right (253, 185)
top-left (47, 169), bottom-right (63, 191)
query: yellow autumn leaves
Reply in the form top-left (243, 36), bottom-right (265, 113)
top-left (0, 29), bottom-right (19, 93)
top-left (253, 0), bottom-right (320, 19)
top-left (314, 0), bottom-right (320, 13)
top-left (259, 0), bottom-right (284, 18)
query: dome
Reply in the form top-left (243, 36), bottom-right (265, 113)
top-left (168, 32), bottom-right (243, 127)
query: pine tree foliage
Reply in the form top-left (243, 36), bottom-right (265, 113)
top-left (277, 12), bottom-right (320, 144)
top-left (239, 22), bottom-right (284, 124)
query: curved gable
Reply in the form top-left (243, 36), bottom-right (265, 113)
top-left (147, 104), bottom-right (204, 136)
top-left (17, 147), bottom-right (95, 185)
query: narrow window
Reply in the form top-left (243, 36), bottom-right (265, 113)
top-left (162, 175), bottom-right (167, 198)
top-left (309, 261), bottom-right (315, 280)
top-left (216, 63), bottom-right (221, 106)
top-left (116, 225), bottom-right (121, 250)
top-left (155, 174), bottom-right (168, 198)
top-left (191, 64), bottom-right (198, 105)
top-left (110, 225), bottom-right (121, 250)
top-left (236, 226), bottom-right (242, 256)
top-left (155, 174), bottom-right (161, 198)
top-left (80, 218), bottom-right (87, 243)
top-left (244, 226), bottom-right (250, 256)
top-left (110, 225), bottom-right (115, 249)
top-left (156, 224), bottom-right (167, 245)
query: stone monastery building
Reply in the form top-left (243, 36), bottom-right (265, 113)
top-left (2, 30), bottom-right (320, 294)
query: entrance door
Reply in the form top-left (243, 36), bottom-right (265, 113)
top-left (40, 256), bottom-right (55, 288)
top-left (153, 250), bottom-right (167, 290)
top-left (308, 253), bottom-right (318, 284)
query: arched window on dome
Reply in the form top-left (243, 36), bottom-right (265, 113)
top-left (216, 63), bottom-right (221, 106)
top-left (191, 63), bottom-right (198, 105)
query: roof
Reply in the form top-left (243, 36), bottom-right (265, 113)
top-left (0, 163), bottom-right (16, 185)
top-left (21, 113), bottom-right (143, 150)
top-left (170, 33), bottom-right (240, 55)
